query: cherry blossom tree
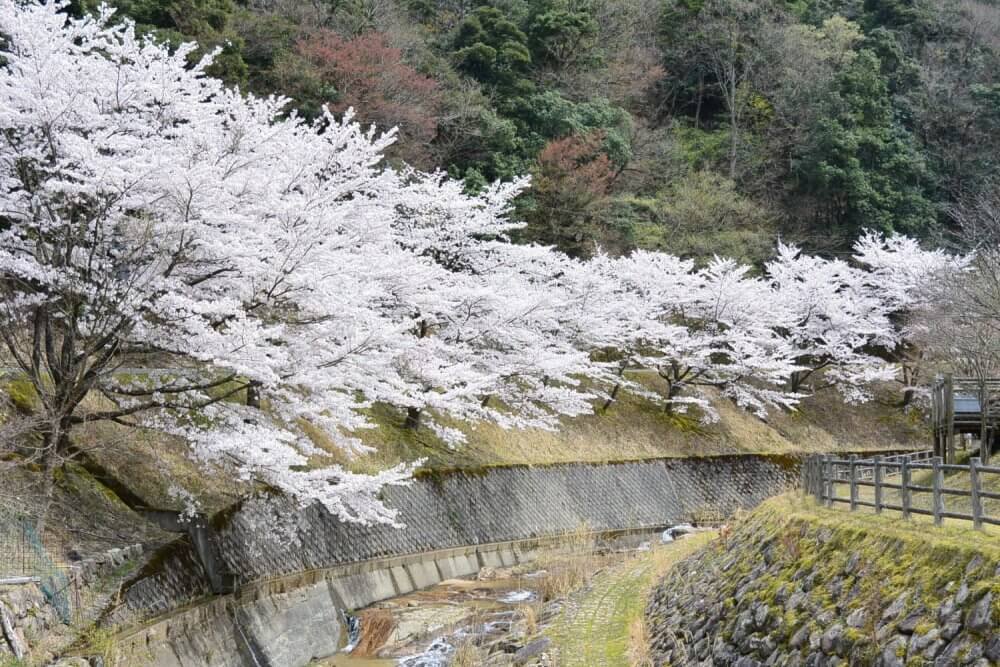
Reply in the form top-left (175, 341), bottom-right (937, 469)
top-left (853, 232), bottom-right (969, 405)
top-left (0, 1), bottom-right (597, 526)
top-left (766, 242), bottom-right (898, 403)
top-left (0, 1), bottom-right (970, 534)
top-left (376, 189), bottom-right (619, 442)
top-left (603, 251), bottom-right (801, 419)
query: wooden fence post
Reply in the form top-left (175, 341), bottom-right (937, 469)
top-left (823, 456), bottom-right (833, 507)
top-left (873, 455), bottom-right (883, 514)
top-left (970, 456), bottom-right (983, 531)
top-left (901, 456), bottom-right (911, 520)
top-left (945, 374), bottom-right (956, 464)
top-left (932, 456), bottom-right (944, 526)
top-left (849, 455), bottom-right (858, 512)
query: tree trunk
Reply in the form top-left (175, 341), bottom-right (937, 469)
top-left (727, 65), bottom-right (739, 181)
top-left (980, 383), bottom-right (989, 461)
top-left (246, 382), bottom-right (261, 409)
top-left (663, 380), bottom-right (683, 414)
top-left (34, 427), bottom-right (62, 538)
top-left (788, 370), bottom-right (805, 393)
top-left (729, 108), bottom-right (739, 181)
top-left (694, 73), bottom-right (704, 129)
top-left (897, 387), bottom-right (916, 408)
top-left (404, 407), bottom-right (422, 430)
top-left (601, 362), bottom-right (628, 411)
top-left (601, 383), bottom-right (621, 412)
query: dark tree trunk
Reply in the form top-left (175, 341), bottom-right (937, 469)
top-left (601, 383), bottom-right (622, 412)
top-left (246, 382), bottom-right (261, 409)
top-left (34, 422), bottom-right (66, 537)
top-left (404, 407), bottom-right (422, 430)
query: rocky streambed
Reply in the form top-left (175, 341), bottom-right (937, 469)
top-left (318, 562), bottom-right (569, 667)
top-left (318, 527), bottom-right (715, 667)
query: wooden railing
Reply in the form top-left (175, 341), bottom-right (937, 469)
top-left (826, 450), bottom-right (934, 482)
top-left (802, 453), bottom-right (1000, 530)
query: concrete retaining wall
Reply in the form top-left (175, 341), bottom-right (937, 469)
top-left (107, 455), bottom-right (800, 665)
top-left (113, 535), bottom-right (566, 667)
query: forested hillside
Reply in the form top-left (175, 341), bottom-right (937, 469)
top-left (67, 0), bottom-right (1000, 260)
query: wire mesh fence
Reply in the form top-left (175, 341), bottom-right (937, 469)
top-left (0, 504), bottom-right (76, 622)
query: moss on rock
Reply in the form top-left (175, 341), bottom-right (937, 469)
top-left (645, 494), bottom-right (1000, 665)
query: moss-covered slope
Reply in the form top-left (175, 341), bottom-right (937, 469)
top-left (66, 380), bottom-right (925, 515)
top-left (646, 495), bottom-right (1000, 666)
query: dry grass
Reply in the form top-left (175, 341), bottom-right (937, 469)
top-left (352, 609), bottom-right (395, 656)
top-left (627, 616), bottom-right (653, 667)
top-left (518, 602), bottom-right (539, 635)
top-left (2, 369), bottom-right (927, 523)
top-left (538, 564), bottom-right (593, 603)
top-left (535, 524), bottom-right (600, 602)
top-left (450, 638), bottom-right (482, 667)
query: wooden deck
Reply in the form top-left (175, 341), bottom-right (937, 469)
top-left (930, 375), bottom-right (999, 464)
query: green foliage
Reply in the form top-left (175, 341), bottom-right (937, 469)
top-left (614, 171), bottom-right (777, 264)
top-left (524, 0), bottom-right (599, 70)
top-left (506, 91), bottom-right (632, 164)
top-left (794, 49), bottom-right (934, 234)
top-left (2, 377), bottom-right (39, 413)
top-left (672, 126), bottom-right (731, 171)
top-left (454, 7), bottom-right (533, 91)
top-left (73, 0), bottom-right (248, 84)
top-left (68, 0), bottom-right (1000, 253)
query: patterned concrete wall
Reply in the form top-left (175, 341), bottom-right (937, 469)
top-left (109, 454), bottom-right (800, 628)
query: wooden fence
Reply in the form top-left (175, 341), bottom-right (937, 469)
top-left (802, 453), bottom-right (1000, 530)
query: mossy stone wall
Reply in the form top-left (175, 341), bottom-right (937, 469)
top-left (646, 499), bottom-right (1000, 666)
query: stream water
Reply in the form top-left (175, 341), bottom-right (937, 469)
top-left (314, 563), bottom-right (566, 666)
top-left (315, 528), bottom-right (706, 666)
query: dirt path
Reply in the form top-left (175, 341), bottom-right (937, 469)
top-left (547, 532), bottom-right (716, 666)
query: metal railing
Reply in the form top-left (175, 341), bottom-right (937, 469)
top-left (802, 453), bottom-right (1000, 530)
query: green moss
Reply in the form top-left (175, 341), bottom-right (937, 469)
top-left (673, 494), bottom-right (1000, 659)
top-left (2, 377), bottom-right (39, 412)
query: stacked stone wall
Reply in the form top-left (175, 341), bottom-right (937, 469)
top-left (646, 501), bottom-right (1000, 666)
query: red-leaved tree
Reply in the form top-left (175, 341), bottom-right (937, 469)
top-left (297, 30), bottom-right (443, 165)
top-left (526, 131), bottom-right (616, 257)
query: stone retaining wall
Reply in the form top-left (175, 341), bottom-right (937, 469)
top-left (107, 456), bottom-right (799, 626)
top-left (113, 534), bottom-right (567, 667)
top-left (645, 499), bottom-right (1000, 666)
top-left (111, 455), bottom-right (800, 630)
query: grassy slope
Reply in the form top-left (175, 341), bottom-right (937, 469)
top-left (0, 463), bottom-right (171, 564)
top-left (832, 450), bottom-right (1000, 533)
top-left (332, 378), bottom-right (926, 473)
top-left (752, 493), bottom-right (1000, 566)
top-left (547, 532), bottom-right (717, 666)
top-left (6, 375), bottom-right (927, 515)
